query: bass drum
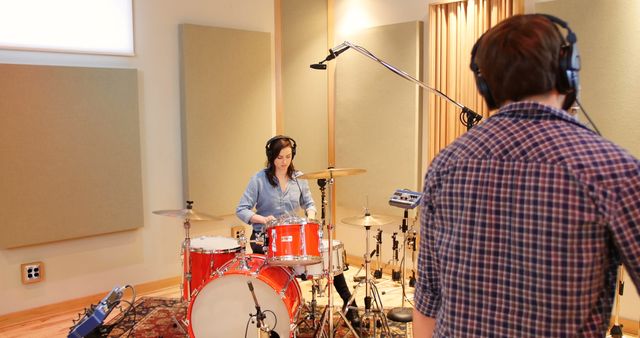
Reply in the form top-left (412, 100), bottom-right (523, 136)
top-left (187, 254), bottom-right (301, 337)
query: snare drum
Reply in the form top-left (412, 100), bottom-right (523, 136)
top-left (184, 236), bottom-right (240, 300)
top-left (188, 254), bottom-right (301, 337)
top-left (294, 239), bottom-right (345, 279)
top-left (266, 217), bottom-right (322, 266)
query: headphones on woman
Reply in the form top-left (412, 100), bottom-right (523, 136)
top-left (470, 14), bottom-right (580, 110)
top-left (265, 135), bottom-right (297, 158)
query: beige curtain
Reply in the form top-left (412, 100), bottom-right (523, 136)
top-left (427, 0), bottom-right (524, 163)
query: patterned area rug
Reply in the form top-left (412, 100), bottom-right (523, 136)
top-left (104, 297), bottom-right (408, 337)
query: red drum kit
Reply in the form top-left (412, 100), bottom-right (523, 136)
top-left (265, 216), bottom-right (322, 266)
top-left (153, 167), bottom-right (391, 338)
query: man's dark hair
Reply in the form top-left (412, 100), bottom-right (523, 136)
top-left (472, 14), bottom-right (567, 108)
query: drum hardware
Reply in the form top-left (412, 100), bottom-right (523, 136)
top-left (387, 189), bottom-right (422, 327)
top-left (296, 280), bottom-right (322, 331)
top-left (300, 167), bottom-right (365, 338)
top-left (342, 211), bottom-right (396, 281)
top-left (408, 230), bottom-right (417, 287)
top-left (390, 232), bottom-right (401, 282)
top-left (152, 201), bottom-right (221, 303)
top-left (342, 209), bottom-right (392, 337)
top-left (373, 229), bottom-right (383, 279)
top-left (153, 200), bottom-right (221, 334)
top-left (608, 264), bottom-right (625, 338)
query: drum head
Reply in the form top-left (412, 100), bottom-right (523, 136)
top-left (190, 274), bottom-right (291, 337)
top-left (190, 236), bottom-right (239, 252)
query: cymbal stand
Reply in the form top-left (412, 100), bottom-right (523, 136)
top-left (387, 210), bottom-right (414, 325)
top-left (408, 230), bottom-right (417, 287)
top-left (181, 201), bottom-right (195, 303)
top-left (373, 229), bottom-right (383, 279)
top-left (297, 280), bottom-right (321, 330)
top-left (345, 216), bottom-right (391, 337)
top-left (314, 174), bottom-right (359, 338)
top-left (391, 232), bottom-right (401, 282)
top-left (397, 209), bottom-right (413, 305)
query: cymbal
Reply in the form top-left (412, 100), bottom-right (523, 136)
top-left (152, 208), bottom-right (222, 221)
top-left (298, 167), bottom-right (366, 180)
top-left (342, 214), bottom-right (396, 227)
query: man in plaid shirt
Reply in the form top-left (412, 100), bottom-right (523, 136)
top-left (413, 14), bottom-right (640, 337)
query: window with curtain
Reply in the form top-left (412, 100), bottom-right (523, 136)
top-left (427, 0), bottom-right (523, 163)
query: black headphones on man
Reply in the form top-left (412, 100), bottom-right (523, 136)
top-left (470, 14), bottom-right (580, 110)
top-left (265, 135), bottom-right (297, 159)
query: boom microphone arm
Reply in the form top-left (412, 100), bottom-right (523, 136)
top-left (311, 41), bottom-right (482, 130)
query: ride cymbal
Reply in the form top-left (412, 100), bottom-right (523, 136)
top-left (152, 208), bottom-right (222, 221)
top-left (342, 214), bottom-right (396, 227)
top-left (298, 167), bottom-right (366, 180)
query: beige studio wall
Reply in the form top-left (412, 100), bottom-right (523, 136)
top-left (535, 0), bottom-right (640, 326)
top-left (276, 0), bottom-right (431, 278)
top-left (0, 0), bottom-right (275, 316)
top-left (279, 0), bottom-right (329, 207)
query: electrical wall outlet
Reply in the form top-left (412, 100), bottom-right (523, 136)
top-left (231, 225), bottom-right (246, 239)
top-left (21, 261), bottom-right (45, 284)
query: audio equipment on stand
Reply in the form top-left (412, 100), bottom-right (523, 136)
top-left (299, 167), bottom-right (366, 338)
top-left (374, 229), bottom-right (383, 279)
top-left (342, 209), bottom-right (394, 337)
top-left (387, 189), bottom-right (423, 328)
top-left (389, 189), bottom-right (423, 209)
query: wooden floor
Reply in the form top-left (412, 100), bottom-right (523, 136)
top-left (0, 278), bottom-right (181, 338)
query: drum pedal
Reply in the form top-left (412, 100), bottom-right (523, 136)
top-left (353, 276), bottom-right (366, 283)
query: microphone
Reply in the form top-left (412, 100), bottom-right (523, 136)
top-left (248, 281), bottom-right (280, 338)
top-left (309, 42), bottom-right (350, 70)
top-left (310, 62), bottom-right (327, 70)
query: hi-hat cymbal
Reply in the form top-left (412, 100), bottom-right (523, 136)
top-left (152, 208), bottom-right (222, 221)
top-left (298, 167), bottom-right (366, 180)
top-left (342, 214), bottom-right (396, 227)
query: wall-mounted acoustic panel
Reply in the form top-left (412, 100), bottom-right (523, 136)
top-left (0, 63), bottom-right (142, 248)
top-left (335, 21), bottom-right (423, 216)
top-left (280, 0), bottom-right (328, 203)
top-left (180, 24), bottom-right (273, 217)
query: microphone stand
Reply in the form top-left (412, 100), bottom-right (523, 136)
top-left (608, 264), bottom-right (625, 338)
top-left (311, 41), bottom-right (482, 131)
top-left (247, 281), bottom-right (279, 338)
top-left (373, 229), bottom-right (383, 279)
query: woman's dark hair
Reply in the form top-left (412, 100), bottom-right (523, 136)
top-left (264, 137), bottom-right (296, 187)
top-left (473, 14), bottom-right (565, 107)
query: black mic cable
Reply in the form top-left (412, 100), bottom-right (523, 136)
top-left (574, 98), bottom-right (601, 135)
top-left (293, 171), bottom-right (308, 216)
